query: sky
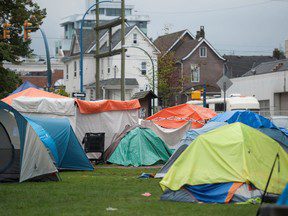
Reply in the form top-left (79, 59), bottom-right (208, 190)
top-left (32, 0), bottom-right (288, 57)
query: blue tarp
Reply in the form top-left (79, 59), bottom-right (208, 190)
top-left (26, 116), bottom-right (93, 171)
top-left (209, 110), bottom-right (276, 129)
top-left (277, 184), bottom-right (288, 205)
top-left (11, 81), bottom-right (39, 95)
top-left (185, 183), bottom-right (234, 203)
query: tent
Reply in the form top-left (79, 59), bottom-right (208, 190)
top-left (160, 123), bottom-right (288, 203)
top-left (11, 81), bottom-right (40, 95)
top-left (2, 87), bottom-right (67, 105)
top-left (25, 116), bottom-right (93, 171)
top-left (107, 126), bottom-right (173, 166)
top-left (277, 184), bottom-right (288, 205)
top-left (155, 122), bottom-right (227, 178)
top-left (140, 120), bottom-right (191, 149)
top-left (146, 104), bottom-right (217, 129)
top-left (0, 101), bottom-right (59, 183)
top-left (2, 90), bottom-right (140, 157)
top-left (209, 110), bottom-right (288, 152)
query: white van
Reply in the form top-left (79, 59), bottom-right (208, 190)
top-left (187, 96), bottom-right (260, 112)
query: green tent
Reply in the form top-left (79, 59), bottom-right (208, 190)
top-left (160, 123), bottom-right (288, 194)
top-left (108, 127), bottom-right (172, 167)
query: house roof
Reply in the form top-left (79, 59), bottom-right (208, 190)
top-left (98, 25), bottom-right (135, 53)
top-left (88, 78), bottom-right (139, 87)
top-left (131, 90), bottom-right (158, 100)
top-left (154, 30), bottom-right (188, 54)
top-left (242, 58), bottom-right (288, 77)
top-left (224, 55), bottom-right (277, 78)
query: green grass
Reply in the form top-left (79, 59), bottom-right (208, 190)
top-left (0, 167), bottom-right (258, 216)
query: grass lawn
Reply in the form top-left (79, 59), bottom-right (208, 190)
top-left (0, 166), bottom-right (259, 216)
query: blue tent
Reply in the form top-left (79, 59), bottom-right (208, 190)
top-left (209, 110), bottom-right (276, 129)
top-left (0, 101), bottom-right (59, 182)
top-left (155, 122), bottom-right (228, 178)
top-left (26, 116), bottom-right (93, 171)
top-left (11, 81), bottom-right (39, 95)
top-left (277, 184), bottom-right (288, 205)
top-left (209, 110), bottom-right (288, 152)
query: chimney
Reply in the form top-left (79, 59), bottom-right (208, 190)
top-left (196, 26), bottom-right (205, 40)
top-left (285, 40), bottom-right (288, 58)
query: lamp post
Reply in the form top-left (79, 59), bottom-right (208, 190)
top-left (123, 45), bottom-right (156, 113)
top-left (79, 0), bottom-right (112, 93)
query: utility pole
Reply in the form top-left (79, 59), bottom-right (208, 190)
top-left (95, 0), bottom-right (101, 99)
top-left (120, 0), bottom-right (126, 101)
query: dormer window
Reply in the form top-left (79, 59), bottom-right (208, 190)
top-left (199, 47), bottom-right (207, 57)
top-left (133, 34), bottom-right (138, 44)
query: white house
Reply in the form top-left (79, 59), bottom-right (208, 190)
top-left (62, 24), bottom-right (159, 102)
top-left (226, 59), bottom-right (288, 116)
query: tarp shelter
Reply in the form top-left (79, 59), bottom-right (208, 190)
top-left (0, 101), bottom-right (59, 183)
top-left (209, 110), bottom-right (288, 152)
top-left (140, 120), bottom-right (191, 149)
top-left (2, 90), bottom-right (141, 155)
top-left (2, 87), bottom-right (67, 105)
top-left (160, 123), bottom-right (288, 203)
top-left (25, 116), bottom-right (93, 171)
top-left (146, 104), bottom-right (217, 129)
top-left (11, 81), bottom-right (40, 95)
top-left (155, 122), bottom-right (227, 178)
top-left (107, 126), bottom-right (172, 166)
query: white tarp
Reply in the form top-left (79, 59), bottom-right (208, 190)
top-left (140, 120), bottom-right (191, 149)
top-left (12, 97), bottom-right (75, 116)
top-left (20, 125), bottom-right (58, 182)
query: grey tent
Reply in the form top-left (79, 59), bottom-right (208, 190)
top-left (155, 122), bottom-right (227, 178)
top-left (0, 102), bottom-right (59, 183)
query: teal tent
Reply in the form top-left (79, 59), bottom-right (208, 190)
top-left (108, 127), bottom-right (172, 167)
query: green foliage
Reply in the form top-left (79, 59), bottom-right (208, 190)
top-left (0, 0), bottom-right (46, 64)
top-left (0, 0), bottom-right (46, 98)
top-left (0, 67), bottom-right (22, 99)
top-left (54, 85), bottom-right (69, 97)
top-left (158, 52), bottom-right (183, 107)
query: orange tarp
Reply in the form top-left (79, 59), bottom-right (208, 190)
top-left (75, 99), bottom-right (141, 114)
top-left (146, 104), bottom-right (217, 129)
top-left (2, 88), bottom-right (67, 105)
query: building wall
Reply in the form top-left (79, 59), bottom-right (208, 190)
top-left (178, 43), bottom-right (224, 104)
top-left (226, 71), bottom-right (288, 114)
top-left (64, 27), bottom-right (158, 102)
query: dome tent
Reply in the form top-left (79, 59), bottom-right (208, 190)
top-left (108, 126), bottom-right (172, 167)
top-left (160, 123), bottom-right (288, 203)
top-left (0, 101), bottom-right (59, 183)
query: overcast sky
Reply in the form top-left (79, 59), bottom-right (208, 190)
top-left (32, 0), bottom-right (288, 57)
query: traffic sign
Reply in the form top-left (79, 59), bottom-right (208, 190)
top-left (217, 75), bottom-right (233, 91)
top-left (72, 92), bottom-right (86, 98)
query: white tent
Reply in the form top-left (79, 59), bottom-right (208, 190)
top-left (11, 97), bottom-right (140, 153)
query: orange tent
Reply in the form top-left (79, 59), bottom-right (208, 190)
top-left (146, 104), bottom-right (217, 129)
top-left (75, 99), bottom-right (141, 114)
top-left (1, 88), bottom-right (67, 105)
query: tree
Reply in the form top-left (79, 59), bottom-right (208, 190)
top-left (0, 67), bottom-right (22, 98)
top-left (54, 85), bottom-right (69, 97)
top-left (157, 52), bottom-right (183, 107)
top-left (273, 48), bottom-right (285, 60)
top-left (0, 0), bottom-right (46, 98)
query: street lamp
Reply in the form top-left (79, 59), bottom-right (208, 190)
top-left (122, 45), bottom-right (156, 113)
top-left (79, 0), bottom-right (112, 93)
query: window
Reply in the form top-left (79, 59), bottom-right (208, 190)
top-left (99, 8), bottom-right (105, 15)
top-left (199, 47), bottom-right (207, 57)
top-left (66, 65), bottom-right (69, 80)
top-left (133, 33), bottom-right (138, 44)
top-left (74, 61), bottom-right (77, 77)
top-left (141, 62), bottom-right (147, 75)
top-left (125, 9), bottom-right (132, 15)
top-left (106, 8), bottom-right (121, 16)
top-left (191, 64), bottom-right (200, 82)
top-left (107, 58), bottom-right (111, 74)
